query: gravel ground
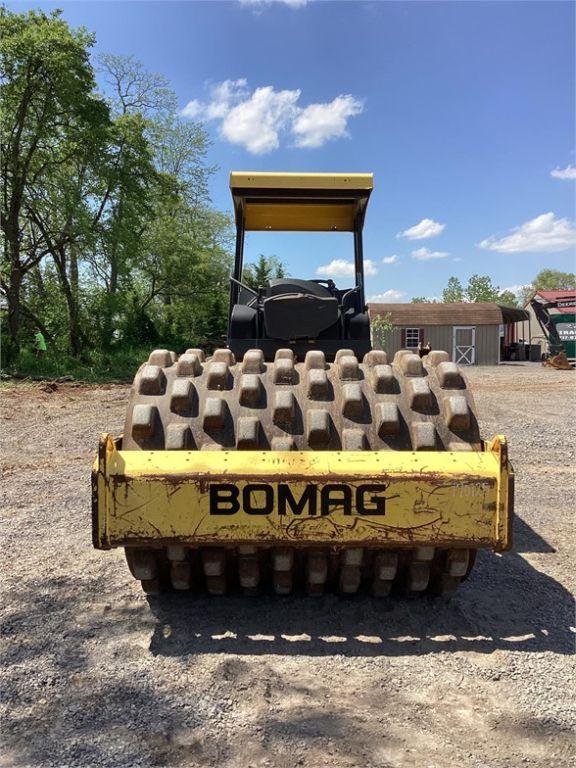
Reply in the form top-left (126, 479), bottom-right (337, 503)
top-left (1, 363), bottom-right (575, 768)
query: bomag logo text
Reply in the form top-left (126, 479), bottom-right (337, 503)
top-left (209, 483), bottom-right (388, 517)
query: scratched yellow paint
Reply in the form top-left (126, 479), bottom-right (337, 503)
top-left (229, 172), bottom-right (374, 190)
top-left (93, 435), bottom-right (511, 551)
top-left (230, 172), bottom-right (373, 232)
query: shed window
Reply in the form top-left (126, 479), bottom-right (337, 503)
top-left (405, 328), bottom-right (421, 348)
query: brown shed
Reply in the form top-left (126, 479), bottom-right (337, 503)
top-left (368, 302), bottom-right (529, 365)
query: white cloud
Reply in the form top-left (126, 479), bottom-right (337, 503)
top-left (397, 218), bottom-right (445, 240)
top-left (181, 79), bottom-right (363, 154)
top-left (181, 78), bottom-right (248, 120)
top-left (478, 213), bottom-right (576, 253)
top-left (364, 260), bottom-right (378, 277)
top-left (316, 259), bottom-right (353, 277)
top-left (222, 86), bottom-right (301, 154)
top-left (316, 259), bottom-right (378, 278)
top-left (550, 164), bottom-right (576, 180)
top-left (292, 95), bottom-right (363, 148)
top-left (452, 257), bottom-right (462, 262)
top-left (206, 79), bottom-right (249, 118)
top-left (180, 99), bottom-right (202, 119)
top-left (411, 247), bottom-right (450, 261)
top-left (501, 284), bottom-right (531, 297)
top-left (368, 290), bottom-right (407, 303)
top-left (382, 255), bottom-right (399, 264)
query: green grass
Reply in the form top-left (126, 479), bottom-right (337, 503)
top-left (3, 347), bottom-right (152, 383)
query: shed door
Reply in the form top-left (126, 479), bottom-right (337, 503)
top-left (453, 326), bottom-right (476, 365)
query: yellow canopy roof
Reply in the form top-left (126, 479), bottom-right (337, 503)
top-left (230, 172), bottom-right (373, 232)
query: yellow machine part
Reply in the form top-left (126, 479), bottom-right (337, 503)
top-left (229, 171), bottom-right (374, 191)
top-left (93, 434), bottom-right (512, 552)
top-left (230, 171), bottom-right (373, 232)
top-left (243, 202), bottom-right (359, 233)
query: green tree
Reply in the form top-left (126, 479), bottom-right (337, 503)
top-left (371, 312), bottom-right (394, 350)
top-left (243, 255), bottom-right (288, 290)
top-left (90, 54), bottom-right (175, 349)
top-left (131, 177), bottom-right (233, 351)
top-left (1, 11), bottom-right (234, 369)
top-left (0, 8), bottom-right (109, 357)
top-left (497, 290), bottom-right (519, 308)
top-left (89, 113), bottom-right (158, 350)
top-left (92, 55), bottom-right (223, 351)
top-left (532, 268), bottom-right (576, 290)
top-left (465, 274), bottom-right (501, 303)
top-left (442, 276), bottom-right (465, 303)
top-left (98, 52), bottom-right (176, 117)
top-left (23, 110), bottom-right (156, 355)
top-left (520, 268), bottom-right (576, 305)
top-left (150, 116), bottom-right (215, 208)
top-left (439, 274), bottom-right (519, 305)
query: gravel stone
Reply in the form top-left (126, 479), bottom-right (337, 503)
top-left (1, 364), bottom-right (575, 767)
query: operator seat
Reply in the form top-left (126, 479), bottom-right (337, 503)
top-left (267, 278), bottom-right (333, 298)
top-left (263, 293), bottom-right (339, 339)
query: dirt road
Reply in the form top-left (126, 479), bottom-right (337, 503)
top-left (1, 364), bottom-right (575, 767)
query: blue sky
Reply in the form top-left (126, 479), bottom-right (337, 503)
top-left (12, 0), bottom-right (576, 301)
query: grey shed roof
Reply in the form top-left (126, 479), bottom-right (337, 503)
top-left (368, 302), bottom-right (529, 326)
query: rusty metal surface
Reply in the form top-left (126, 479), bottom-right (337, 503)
top-left (122, 544), bottom-right (476, 597)
top-left (94, 435), bottom-right (512, 551)
top-left (93, 346), bottom-right (514, 596)
top-left (121, 348), bottom-right (482, 453)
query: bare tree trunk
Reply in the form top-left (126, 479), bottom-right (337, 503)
top-left (53, 246), bottom-right (86, 357)
top-left (6, 264), bottom-right (23, 353)
top-left (70, 247), bottom-right (79, 302)
top-left (30, 264), bottom-right (47, 300)
top-left (4, 236), bottom-right (23, 357)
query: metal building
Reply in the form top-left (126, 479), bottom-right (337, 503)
top-left (368, 302), bottom-right (530, 365)
top-left (520, 289), bottom-right (576, 359)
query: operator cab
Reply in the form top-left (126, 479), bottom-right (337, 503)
top-left (228, 172), bottom-right (374, 361)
